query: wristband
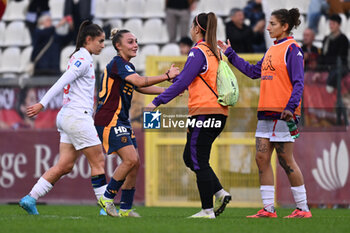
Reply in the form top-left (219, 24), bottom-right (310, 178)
top-left (166, 70), bottom-right (171, 81)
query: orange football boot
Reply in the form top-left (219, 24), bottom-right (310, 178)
top-left (284, 209), bottom-right (312, 218)
top-left (246, 208), bottom-right (277, 218)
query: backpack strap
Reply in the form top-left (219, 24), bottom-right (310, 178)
top-left (198, 42), bottom-right (222, 61)
top-left (196, 43), bottom-right (220, 99)
top-left (198, 73), bottom-right (218, 98)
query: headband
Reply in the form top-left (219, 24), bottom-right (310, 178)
top-left (196, 15), bottom-right (206, 32)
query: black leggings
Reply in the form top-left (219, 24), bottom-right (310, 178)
top-left (183, 114), bottom-right (226, 209)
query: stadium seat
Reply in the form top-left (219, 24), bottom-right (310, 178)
top-left (142, 19), bottom-right (163, 44)
top-left (104, 0), bottom-right (125, 19)
top-left (19, 46), bottom-right (33, 74)
top-left (125, 0), bottom-right (145, 18)
top-left (285, 0), bottom-right (310, 14)
top-left (0, 21), bottom-right (5, 46)
top-left (4, 21), bottom-right (31, 46)
top-left (313, 40), bottom-right (322, 49)
top-left (300, 0), bottom-right (311, 14)
top-left (346, 18), bottom-right (350, 40)
top-left (191, 0), bottom-right (206, 17)
top-left (0, 47), bottom-right (21, 75)
top-left (3, 0), bottom-right (28, 21)
top-left (266, 0), bottom-right (286, 9)
top-left (293, 15), bottom-right (306, 41)
top-left (217, 17), bottom-right (226, 42)
top-left (144, 0), bottom-right (165, 18)
top-left (108, 19), bottom-right (123, 30)
top-left (316, 15), bottom-right (328, 41)
top-left (339, 14), bottom-right (348, 34)
top-left (161, 23), bottom-right (169, 43)
top-left (136, 44), bottom-right (160, 71)
top-left (1, 3), bottom-right (10, 21)
top-left (49, 0), bottom-right (65, 20)
top-left (204, 0), bottom-right (228, 16)
top-left (60, 45), bottom-right (76, 72)
top-left (224, 0), bottom-right (246, 10)
top-left (97, 46), bottom-right (117, 70)
top-left (124, 19), bottom-right (143, 41)
top-left (95, 0), bottom-right (107, 19)
top-left (160, 43), bottom-right (180, 56)
top-left (93, 18), bottom-right (103, 28)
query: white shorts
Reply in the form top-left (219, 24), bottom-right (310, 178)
top-left (255, 120), bottom-right (294, 142)
top-left (56, 108), bottom-right (101, 150)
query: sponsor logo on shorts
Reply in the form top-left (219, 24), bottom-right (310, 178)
top-left (114, 126), bottom-right (128, 136)
top-left (121, 136), bottom-right (128, 143)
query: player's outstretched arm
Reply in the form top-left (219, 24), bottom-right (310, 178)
top-left (26, 103), bottom-right (44, 118)
top-left (136, 86), bottom-right (166, 95)
top-left (126, 64), bottom-right (179, 87)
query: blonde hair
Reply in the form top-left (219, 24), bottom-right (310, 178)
top-left (110, 27), bottom-right (130, 52)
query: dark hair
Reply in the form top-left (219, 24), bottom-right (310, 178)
top-left (271, 8), bottom-right (301, 34)
top-left (17, 87), bottom-right (34, 119)
top-left (329, 14), bottom-right (341, 24)
top-left (178, 37), bottom-right (193, 47)
top-left (229, 8), bottom-right (242, 17)
top-left (110, 28), bottom-right (131, 52)
top-left (193, 12), bottom-right (219, 59)
top-left (70, 20), bottom-right (104, 57)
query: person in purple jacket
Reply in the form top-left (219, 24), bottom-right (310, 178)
top-left (147, 12), bottom-right (231, 219)
top-left (218, 8), bottom-right (312, 218)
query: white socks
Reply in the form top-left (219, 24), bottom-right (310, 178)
top-left (260, 185), bottom-right (275, 213)
top-left (260, 185), bottom-right (309, 212)
top-left (291, 185), bottom-right (309, 212)
top-left (93, 184), bottom-right (107, 200)
top-left (29, 177), bottom-right (53, 200)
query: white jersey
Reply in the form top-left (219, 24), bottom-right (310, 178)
top-left (40, 47), bottom-right (96, 114)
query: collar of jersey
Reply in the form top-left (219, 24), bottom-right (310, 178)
top-left (79, 47), bottom-right (93, 63)
top-left (195, 39), bottom-right (205, 46)
top-left (274, 36), bottom-right (293, 45)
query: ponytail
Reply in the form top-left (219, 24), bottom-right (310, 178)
top-left (205, 12), bottom-right (218, 60)
top-left (271, 8), bottom-right (301, 34)
top-left (70, 20), bottom-right (104, 57)
top-left (193, 12), bottom-right (219, 60)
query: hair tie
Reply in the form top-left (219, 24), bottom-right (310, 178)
top-left (196, 15), bottom-right (206, 32)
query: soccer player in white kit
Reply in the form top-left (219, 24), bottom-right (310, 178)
top-left (19, 20), bottom-right (107, 215)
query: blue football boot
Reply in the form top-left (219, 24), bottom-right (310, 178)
top-left (99, 208), bottom-right (107, 216)
top-left (19, 195), bottom-right (39, 215)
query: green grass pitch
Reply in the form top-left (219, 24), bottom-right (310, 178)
top-left (1, 205), bottom-right (349, 233)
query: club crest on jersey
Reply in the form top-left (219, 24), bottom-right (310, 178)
top-left (125, 65), bottom-right (134, 72)
top-left (74, 60), bottom-right (82, 68)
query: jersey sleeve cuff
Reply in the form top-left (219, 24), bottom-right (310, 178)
top-left (152, 98), bottom-right (161, 107)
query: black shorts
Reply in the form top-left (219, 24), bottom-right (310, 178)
top-left (183, 114), bottom-right (226, 171)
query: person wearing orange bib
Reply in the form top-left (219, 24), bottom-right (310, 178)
top-left (147, 12), bottom-right (231, 219)
top-left (219, 8), bottom-right (312, 218)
